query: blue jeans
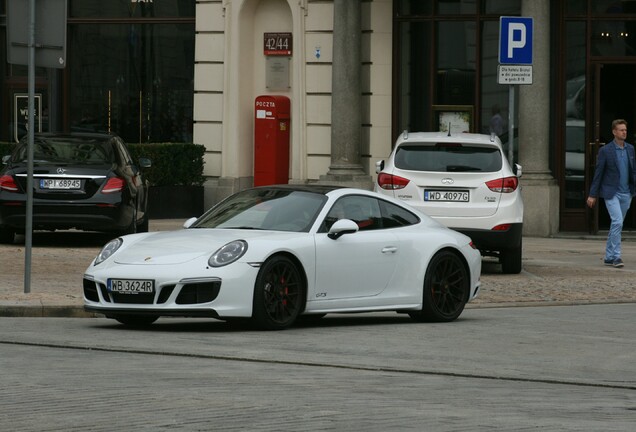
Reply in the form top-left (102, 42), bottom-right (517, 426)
top-left (604, 192), bottom-right (632, 261)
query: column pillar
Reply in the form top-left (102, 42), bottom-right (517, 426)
top-left (519, 0), bottom-right (559, 236)
top-left (318, 0), bottom-right (373, 189)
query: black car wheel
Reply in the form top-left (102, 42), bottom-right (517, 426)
top-left (252, 255), bottom-right (305, 330)
top-left (410, 250), bottom-right (469, 323)
top-left (0, 226), bottom-right (15, 244)
top-left (501, 239), bottom-right (522, 274)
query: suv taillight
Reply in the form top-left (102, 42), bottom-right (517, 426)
top-left (0, 175), bottom-right (19, 192)
top-left (102, 177), bottom-right (126, 194)
top-left (377, 173), bottom-right (410, 190)
top-left (486, 176), bottom-right (518, 193)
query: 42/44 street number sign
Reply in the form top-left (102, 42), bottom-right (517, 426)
top-left (264, 32), bottom-right (292, 56)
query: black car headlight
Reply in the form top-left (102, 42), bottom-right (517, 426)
top-left (209, 240), bottom-right (248, 267)
top-left (94, 238), bottom-right (123, 265)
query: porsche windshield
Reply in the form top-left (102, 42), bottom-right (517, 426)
top-left (192, 188), bottom-right (328, 232)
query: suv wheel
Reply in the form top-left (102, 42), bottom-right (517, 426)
top-left (500, 240), bottom-right (522, 274)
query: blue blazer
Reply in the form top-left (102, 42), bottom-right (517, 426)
top-left (589, 140), bottom-right (636, 199)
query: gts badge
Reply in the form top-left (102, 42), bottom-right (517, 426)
top-left (316, 292), bottom-right (327, 298)
top-left (397, 194), bottom-right (413, 199)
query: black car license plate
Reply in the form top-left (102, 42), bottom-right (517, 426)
top-left (40, 179), bottom-right (81, 190)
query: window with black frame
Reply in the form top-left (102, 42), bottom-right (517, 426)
top-left (67, 1), bottom-right (195, 144)
top-left (393, 0), bottom-right (521, 140)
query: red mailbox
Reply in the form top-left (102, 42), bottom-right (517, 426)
top-left (254, 95), bottom-right (290, 186)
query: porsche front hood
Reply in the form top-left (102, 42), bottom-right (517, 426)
top-left (112, 228), bottom-right (294, 265)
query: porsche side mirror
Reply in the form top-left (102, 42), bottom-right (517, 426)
top-left (183, 217), bottom-right (198, 229)
top-left (328, 219), bottom-right (359, 240)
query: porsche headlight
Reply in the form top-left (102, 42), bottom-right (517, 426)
top-left (209, 240), bottom-right (248, 267)
top-left (94, 238), bottom-right (123, 265)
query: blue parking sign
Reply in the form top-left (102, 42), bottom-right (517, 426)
top-left (499, 17), bottom-right (533, 65)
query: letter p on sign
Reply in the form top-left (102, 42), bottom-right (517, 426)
top-left (507, 23), bottom-right (526, 58)
top-left (499, 17), bottom-right (533, 65)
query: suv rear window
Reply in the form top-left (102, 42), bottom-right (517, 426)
top-left (394, 143), bottom-right (502, 173)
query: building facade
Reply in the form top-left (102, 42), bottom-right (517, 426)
top-left (3, 0), bottom-right (636, 235)
top-left (1, 1), bottom-right (195, 145)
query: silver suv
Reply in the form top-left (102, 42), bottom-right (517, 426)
top-left (375, 131), bottom-right (524, 274)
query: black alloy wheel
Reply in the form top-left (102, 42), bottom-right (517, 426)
top-left (252, 255), bottom-right (305, 330)
top-left (410, 250), bottom-right (469, 323)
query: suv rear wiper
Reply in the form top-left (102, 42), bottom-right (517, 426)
top-left (446, 165), bottom-right (481, 172)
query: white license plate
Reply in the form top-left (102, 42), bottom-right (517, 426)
top-left (107, 279), bottom-right (155, 294)
top-left (424, 190), bottom-right (469, 202)
top-left (40, 179), bottom-right (81, 190)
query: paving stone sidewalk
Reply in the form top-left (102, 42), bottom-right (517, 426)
top-left (1, 220), bottom-right (635, 316)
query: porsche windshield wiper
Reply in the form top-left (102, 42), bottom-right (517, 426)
top-left (221, 226), bottom-right (263, 230)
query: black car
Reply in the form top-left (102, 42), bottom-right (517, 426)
top-left (0, 132), bottom-right (151, 244)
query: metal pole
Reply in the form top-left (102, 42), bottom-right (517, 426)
top-left (508, 84), bottom-right (515, 166)
top-left (24, 0), bottom-right (36, 293)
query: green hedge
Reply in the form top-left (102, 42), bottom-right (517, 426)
top-left (0, 141), bottom-right (205, 187)
top-left (128, 143), bottom-right (205, 187)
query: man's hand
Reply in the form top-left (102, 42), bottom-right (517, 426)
top-left (586, 196), bottom-right (597, 208)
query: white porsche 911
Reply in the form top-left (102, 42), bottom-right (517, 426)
top-left (83, 185), bottom-right (481, 330)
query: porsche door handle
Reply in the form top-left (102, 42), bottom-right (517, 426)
top-left (382, 246), bottom-right (398, 254)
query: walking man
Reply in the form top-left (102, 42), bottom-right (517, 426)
top-left (587, 119), bottom-right (636, 268)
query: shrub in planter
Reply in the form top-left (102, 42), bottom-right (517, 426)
top-left (128, 143), bottom-right (206, 219)
top-left (127, 142), bottom-right (205, 187)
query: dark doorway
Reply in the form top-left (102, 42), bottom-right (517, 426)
top-left (594, 64), bottom-right (636, 231)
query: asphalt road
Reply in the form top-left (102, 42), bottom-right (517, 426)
top-left (1, 305), bottom-right (635, 431)
top-left (2, 222), bottom-right (636, 430)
